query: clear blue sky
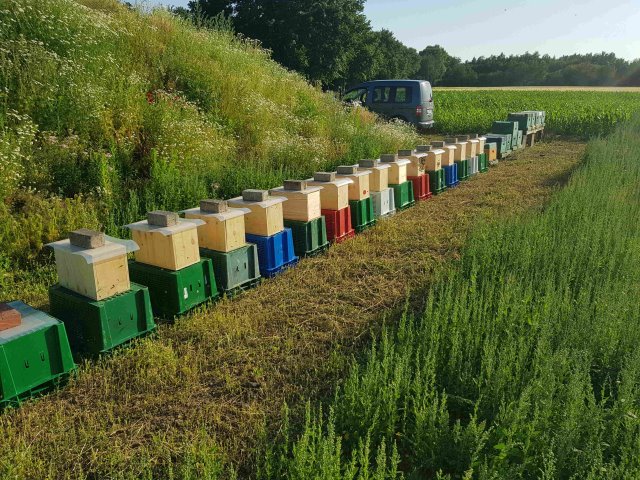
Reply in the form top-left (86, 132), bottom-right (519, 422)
top-left (142, 0), bottom-right (640, 61)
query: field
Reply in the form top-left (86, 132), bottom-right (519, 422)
top-left (2, 1), bottom-right (640, 479)
top-left (433, 89), bottom-right (640, 137)
top-left (263, 117), bottom-right (640, 479)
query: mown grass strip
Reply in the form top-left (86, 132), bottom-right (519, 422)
top-left (263, 121), bottom-right (640, 479)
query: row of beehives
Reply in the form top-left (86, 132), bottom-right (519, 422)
top-left (0, 124), bottom-right (544, 408)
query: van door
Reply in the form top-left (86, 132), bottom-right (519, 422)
top-left (369, 85), bottom-right (394, 118)
top-left (392, 85), bottom-right (415, 122)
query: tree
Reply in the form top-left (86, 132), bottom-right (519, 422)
top-left (417, 45), bottom-right (451, 85)
top-left (369, 29), bottom-right (420, 80)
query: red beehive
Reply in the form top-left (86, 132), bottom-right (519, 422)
top-left (408, 173), bottom-right (432, 201)
top-left (322, 206), bottom-right (355, 243)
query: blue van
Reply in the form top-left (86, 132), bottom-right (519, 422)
top-left (342, 79), bottom-right (434, 130)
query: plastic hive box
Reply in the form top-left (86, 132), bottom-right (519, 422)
top-left (370, 188), bottom-right (396, 218)
top-left (322, 206), bottom-right (355, 243)
top-left (246, 228), bottom-right (299, 278)
top-left (0, 301), bottom-right (76, 408)
top-left (443, 163), bottom-right (459, 188)
top-left (408, 174), bottom-right (432, 201)
top-left (283, 217), bottom-right (329, 257)
top-left (49, 282), bottom-right (156, 357)
top-left (128, 258), bottom-right (218, 319)
top-left (200, 244), bottom-right (261, 295)
top-left (389, 181), bottom-right (415, 210)
top-left (427, 169), bottom-right (446, 194)
top-left (348, 197), bottom-right (376, 233)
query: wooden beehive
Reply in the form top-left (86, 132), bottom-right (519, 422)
top-left (467, 139), bottom-right (479, 158)
top-left (48, 229), bottom-right (131, 301)
top-left (228, 190), bottom-right (286, 237)
top-left (485, 143), bottom-right (498, 162)
top-left (425, 148), bottom-right (443, 171)
top-left (398, 149), bottom-right (426, 177)
top-left (128, 211), bottom-right (201, 271)
top-left (335, 165), bottom-right (370, 201)
top-left (379, 154), bottom-right (409, 184)
top-left (477, 135), bottom-right (486, 152)
top-left (445, 138), bottom-right (468, 161)
top-left (358, 159), bottom-right (389, 192)
top-left (431, 142), bottom-right (456, 166)
top-left (306, 172), bottom-right (352, 211)
top-left (270, 180), bottom-right (322, 222)
top-left (184, 200), bottom-right (248, 253)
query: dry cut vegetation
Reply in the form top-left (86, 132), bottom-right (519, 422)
top-left (0, 140), bottom-right (584, 479)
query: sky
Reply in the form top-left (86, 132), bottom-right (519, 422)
top-left (143, 0), bottom-right (640, 61)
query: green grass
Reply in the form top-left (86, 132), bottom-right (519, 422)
top-left (433, 89), bottom-right (640, 137)
top-left (261, 118), bottom-right (640, 479)
top-left (0, 0), bottom-right (419, 297)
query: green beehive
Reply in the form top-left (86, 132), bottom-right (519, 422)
top-left (389, 181), bottom-right (415, 211)
top-left (349, 198), bottom-right (376, 233)
top-left (128, 258), bottom-right (218, 319)
top-left (478, 153), bottom-right (488, 172)
top-left (427, 168), bottom-right (446, 194)
top-left (49, 283), bottom-right (156, 357)
top-left (507, 112), bottom-right (534, 133)
top-left (0, 301), bottom-right (76, 408)
top-left (492, 121), bottom-right (519, 142)
top-left (200, 244), bottom-right (261, 296)
top-left (284, 216), bottom-right (329, 257)
top-left (485, 134), bottom-right (512, 158)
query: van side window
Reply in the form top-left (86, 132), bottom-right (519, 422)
top-left (373, 87), bottom-right (392, 103)
top-left (394, 87), bottom-right (412, 103)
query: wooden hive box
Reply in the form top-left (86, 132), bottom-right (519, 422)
top-left (467, 139), bottom-right (479, 158)
top-left (379, 154), bottom-right (409, 184)
top-left (358, 159), bottom-right (389, 192)
top-left (306, 172), bottom-right (353, 211)
top-left (184, 200), bottom-right (248, 253)
top-left (228, 190), bottom-right (286, 237)
top-left (485, 142), bottom-right (498, 162)
top-left (335, 165), bottom-right (370, 201)
top-left (269, 180), bottom-right (322, 222)
top-left (398, 149), bottom-right (426, 177)
top-left (477, 135), bottom-right (486, 152)
top-left (431, 142), bottom-right (456, 166)
top-left (47, 229), bottom-right (133, 301)
top-left (445, 138), bottom-right (468, 161)
top-left (425, 148), bottom-right (444, 171)
top-left (127, 211), bottom-right (202, 271)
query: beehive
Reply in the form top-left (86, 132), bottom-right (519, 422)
top-left (398, 149), bottom-right (426, 177)
top-left (184, 200), bottom-right (248, 253)
top-left (476, 134), bottom-right (486, 151)
top-left (270, 180), bottom-right (322, 222)
top-left (431, 141), bottom-right (456, 166)
top-left (228, 190), bottom-right (287, 237)
top-left (335, 165), bottom-right (370, 201)
top-left (445, 138), bottom-right (468, 161)
top-left (47, 229), bottom-right (133, 301)
top-left (485, 142), bottom-right (498, 162)
top-left (306, 172), bottom-right (353, 211)
top-left (379, 154), bottom-right (410, 184)
top-left (127, 211), bottom-right (202, 271)
top-left (358, 159), bottom-right (389, 192)
top-left (467, 138), bottom-right (479, 158)
top-left (425, 147), bottom-right (443, 171)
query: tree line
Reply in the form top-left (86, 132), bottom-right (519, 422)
top-left (181, 0), bottom-right (640, 90)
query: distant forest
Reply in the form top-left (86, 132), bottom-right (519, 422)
top-left (179, 0), bottom-right (640, 90)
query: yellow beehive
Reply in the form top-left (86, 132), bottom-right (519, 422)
top-left (269, 180), bottom-right (323, 222)
top-left (47, 229), bottom-right (133, 301)
top-left (127, 211), bottom-right (201, 271)
top-left (379, 154), bottom-right (409, 184)
top-left (398, 149), bottom-right (426, 177)
top-left (485, 142), bottom-right (498, 162)
top-left (431, 142), bottom-right (456, 166)
top-left (425, 148), bottom-right (443, 171)
top-left (184, 200), bottom-right (248, 253)
top-left (306, 172), bottom-right (353, 211)
top-left (477, 135), bottom-right (486, 152)
top-left (445, 138), bottom-right (468, 161)
top-left (228, 190), bottom-right (286, 237)
top-left (358, 159), bottom-right (389, 192)
top-left (335, 165), bottom-right (370, 201)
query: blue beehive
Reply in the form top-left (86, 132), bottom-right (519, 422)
top-left (246, 228), bottom-right (298, 278)
top-left (443, 163), bottom-right (459, 188)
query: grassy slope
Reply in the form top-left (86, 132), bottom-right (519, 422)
top-left (0, 0), bottom-right (418, 299)
top-left (0, 141), bottom-right (584, 479)
top-left (267, 120), bottom-right (640, 479)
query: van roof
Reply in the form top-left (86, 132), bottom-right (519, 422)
top-left (359, 79), bottom-right (429, 85)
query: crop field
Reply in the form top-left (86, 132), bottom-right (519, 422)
top-left (2, 1), bottom-right (640, 479)
top-left (433, 89), bottom-right (640, 137)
